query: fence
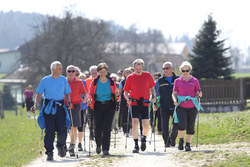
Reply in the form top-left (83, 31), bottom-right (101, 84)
top-left (199, 78), bottom-right (246, 112)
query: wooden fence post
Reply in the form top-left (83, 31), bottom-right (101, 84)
top-left (0, 91), bottom-right (4, 119)
top-left (240, 78), bottom-right (245, 110)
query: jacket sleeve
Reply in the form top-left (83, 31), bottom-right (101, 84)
top-left (88, 80), bottom-right (95, 100)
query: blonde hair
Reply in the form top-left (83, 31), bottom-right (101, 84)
top-left (133, 59), bottom-right (144, 66)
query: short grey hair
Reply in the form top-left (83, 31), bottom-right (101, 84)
top-left (133, 59), bottom-right (144, 66)
top-left (162, 61), bottom-right (173, 68)
top-left (89, 65), bottom-right (97, 72)
top-left (179, 61), bottom-right (192, 72)
top-left (75, 66), bottom-right (81, 74)
top-left (50, 61), bottom-right (61, 72)
top-left (66, 65), bottom-right (76, 71)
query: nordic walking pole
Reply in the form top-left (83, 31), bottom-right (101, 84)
top-left (149, 109), bottom-right (155, 145)
top-left (83, 110), bottom-right (86, 152)
top-left (125, 105), bottom-right (130, 149)
top-left (33, 110), bottom-right (42, 155)
top-left (69, 108), bottom-right (78, 158)
top-left (165, 106), bottom-right (176, 152)
top-left (196, 97), bottom-right (200, 148)
top-left (88, 107), bottom-right (92, 157)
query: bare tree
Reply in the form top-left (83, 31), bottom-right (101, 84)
top-left (19, 11), bottom-right (111, 86)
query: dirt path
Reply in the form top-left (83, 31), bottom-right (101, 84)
top-left (26, 128), bottom-right (250, 167)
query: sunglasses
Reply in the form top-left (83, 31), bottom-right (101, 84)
top-left (67, 70), bottom-right (76, 73)
top-left (181, 69), bottom-right (190, 73)
top-left (163, 67), bottom-right (170, 70)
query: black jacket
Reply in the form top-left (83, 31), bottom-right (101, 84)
top-left (158, 72), bottom-right (179, 109)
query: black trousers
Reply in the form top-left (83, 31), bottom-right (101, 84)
top-left (43, 100), bottom-right (67, 154)
top-left (94, 101), bottom-right (115, 151)
top-left (176, 107), bottom-right (197, 135)
top-left (160, 107), bottom-right (178, 144)
top-left (120, 99), bottom-right (131, 133)
top-left (150, 107), bottom-right (162, 132)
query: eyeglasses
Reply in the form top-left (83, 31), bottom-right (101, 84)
top-left (181, 69), bottom-right (190, 73)
top-left (67, 70), bottom-right (76, 73)
top-left (163, 67), bottom-right (170, 70)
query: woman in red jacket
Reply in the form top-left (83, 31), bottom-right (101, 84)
top-left (88, 63), bottom-right (116, 156)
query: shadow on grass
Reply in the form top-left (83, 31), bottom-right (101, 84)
top-left (190, 149), bottom-right (216, 153)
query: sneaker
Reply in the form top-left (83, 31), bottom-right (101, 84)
top-left (46, 152), bottom-right (53, 161)
top-left (103, 150), bottom-right (110, 156)
top-left (78, 143), bottom-right (83, 151)
top-left (69, 144), bottom-right (75, 157)
top-left (132, 145), bottom-right (139, 153)
top-left (96, 146), bottom-right (101, 154)
top-left (185, 142), bottom-right (191, 151)
top-left (141, 137), bottom-right (146, 151)
top-left (178, 138), bottom-right (184, 150)
top-left (56, 144), bottom-right (66, 157)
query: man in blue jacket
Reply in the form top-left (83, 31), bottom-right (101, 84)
top-left (155, 61), bottom-right (179, 148)
top-left (31, 61), bottom-right (72, 161)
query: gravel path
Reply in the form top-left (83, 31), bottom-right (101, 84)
top-left (25, 128), bottom-right (250, 167)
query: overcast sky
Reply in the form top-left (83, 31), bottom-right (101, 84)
top-left (1, 0), bottom-right (250, 55)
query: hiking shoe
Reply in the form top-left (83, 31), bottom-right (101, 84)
top-left (178, 138), bottom-right (184, 150)
top-left (96, 146), bottom-right (101, 154)
top-left (185, 142), bottom-right (191, 151)
top-left (132, 145), bottom-right (139, 153)
top-left (141, 137), bottom-right (146, 151)
top-left (78, 143), bottom-right (83, 151)
top-left (69, 144), bottom-right (75, 157)
top-left (171, 138), bottom-right (176, 147)
top-left (103, 150), bottom-right (110, 156)
top-left (165, 139), bottom-right (171, 147)
top-left (56, 144), bottom-right (66, 157)
top-left (46, 152), bottom-right (53, 161)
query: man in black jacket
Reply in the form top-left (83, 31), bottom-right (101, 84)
top-left (155, 61), bottom-right (179, 147)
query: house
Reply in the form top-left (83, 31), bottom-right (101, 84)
top-left (105, 42), bottom-right (190, 74)
top-left (0, 49), bottom-right (22, 73)
top-left (0, 65), bottom-right (28, 103)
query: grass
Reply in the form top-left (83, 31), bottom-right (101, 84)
top-left (0, 73), bottom-right (6, 79)
top-left (192, 110), bottom-right (250, 145)
top-left (0, 107), bottom-right (44, 167)
top-left (0, 73), bottom-right (6, 91)
top-left (232, 73), bottom-right (250, 78)
top-left (173, 110), bottom-right (250, 167)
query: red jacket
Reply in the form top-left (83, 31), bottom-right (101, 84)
top-left (88, 76), bottom-right (117, 109)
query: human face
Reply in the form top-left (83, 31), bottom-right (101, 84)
top-left (53, 64), bottom-right (63, 76)
top-left (124, 70), bottom-right (131, 78)
top-left (134, 64), bottom-right (143, 74)
top-left (67, 67), bottom-right (76, 78)
top-left (99, 68), bottom-right (107, 78)
top-left (163, 64), bottom-right (173, 76)
top-left (91, 69), bottom-right (98, 79)
top-left (181, 66), bottom-right (190, 77)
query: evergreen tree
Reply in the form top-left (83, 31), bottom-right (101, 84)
top-left (190, 14), bottom-right (233, 79)
top-left (2, 85), bottom-right (15, 109)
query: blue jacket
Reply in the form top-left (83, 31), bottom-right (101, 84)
top-left (174, 95), bottom-right (203, 123)
top-left (37, 99), bottom-right (71, 130)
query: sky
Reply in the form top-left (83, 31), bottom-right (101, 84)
top-left (1, 0), bottom-right (250, 56)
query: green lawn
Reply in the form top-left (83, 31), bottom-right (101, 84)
top-left (0, 108), bottom-right (44, 167)
top-left (193, 110), bottom-right (250, 145)
top-left (232, 73), bottom-right (250, 78)
top-left (0, 73), bottom-right (6, 90)
top-left (0, 73), bottom-right (6, 79)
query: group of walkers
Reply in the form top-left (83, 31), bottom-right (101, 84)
top-left (29, 58), bottom-right (202, 161)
